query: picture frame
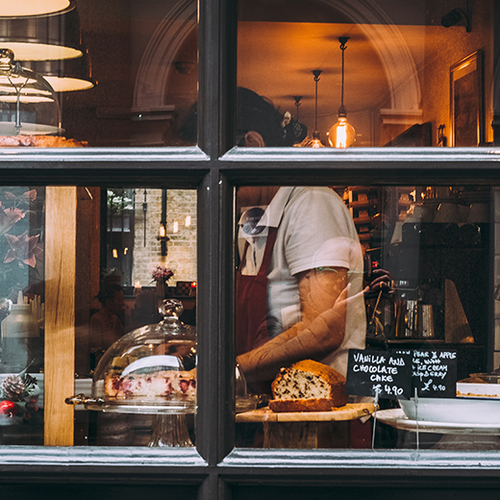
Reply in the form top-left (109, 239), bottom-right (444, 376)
top-left (450, 50), bottom-right (483, 147)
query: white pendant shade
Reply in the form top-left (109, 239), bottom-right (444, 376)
top-left (0, 1), bottom-right (70, 17)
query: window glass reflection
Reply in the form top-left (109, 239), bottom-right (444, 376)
top-left (0, 186), bottom-right (197, 447)
top-left (0, 0), bottom-right (198, 147)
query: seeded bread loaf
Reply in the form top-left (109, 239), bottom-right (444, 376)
top-left (269, 359), bottom-right (348, 412)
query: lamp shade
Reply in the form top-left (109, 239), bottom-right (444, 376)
top-left (0, 2), bottom-right (83, 61)
top-left (21, 50), bottom-right (94, 92)
top-left (0, 1), bottom-right (70, 17)
top-left (0, 48), bottom-right (61, 135)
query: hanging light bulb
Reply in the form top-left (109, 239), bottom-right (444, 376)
top-left (300, 70), bottom-right (325, 147)
top-left (327, 37), bottom-right (356, 148)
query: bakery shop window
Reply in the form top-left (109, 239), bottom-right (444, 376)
top-left (0, 186), bottom-right (197, 447)
top-left (235, 184), bottom-right (499, 450)
top-left (237, 0), bottom-right (495, 148)
top-left (0, 0), bottom-right (198, 147)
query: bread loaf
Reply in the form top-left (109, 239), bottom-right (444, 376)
top-left (269, 359), bottom-right (347, 412)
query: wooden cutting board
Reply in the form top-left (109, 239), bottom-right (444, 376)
top-left (236, 402), bottom-right (374, 423)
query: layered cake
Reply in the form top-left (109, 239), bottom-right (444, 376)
top-left (104, 368), bottom-right (196, 401)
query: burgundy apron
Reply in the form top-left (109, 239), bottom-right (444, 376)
top-left (236, 227), bottom-right (278, 357)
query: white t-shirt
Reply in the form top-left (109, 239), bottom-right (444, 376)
top-left (238, 186), bottom-right (366, 376)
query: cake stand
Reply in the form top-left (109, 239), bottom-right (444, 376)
top-left (65, 395), bottom-right (196, 447)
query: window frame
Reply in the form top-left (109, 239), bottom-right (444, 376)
top-left (0, 0), bottom-right (500, 497)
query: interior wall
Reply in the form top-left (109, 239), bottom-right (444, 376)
top-left (422, 0), bottom-right (494, 146)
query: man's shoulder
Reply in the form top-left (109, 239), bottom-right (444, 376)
top-left (286, 186), bottom-right (345, 211)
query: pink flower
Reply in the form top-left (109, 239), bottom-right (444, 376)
top-left (0, 205), bottom-right (25, 236)
top-left (3, 231), bottom-right (43, 268)
top-left (151, 265), bottom-right (174, 283)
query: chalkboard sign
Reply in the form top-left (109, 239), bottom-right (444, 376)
top-left (408, 349), bottom-right (458, 398)
top-left (346, 349), bottom-right (413, 400)
top-left (346, 348), bottom-right (459, 400)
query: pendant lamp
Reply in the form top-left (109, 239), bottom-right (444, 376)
top-left (21, 50), bottom-right (94, 92)
top-left (0, 48), bottom-right (61, 135)
top-left (0, 1), bottom-right (70, 17)
top-left (327, 37), bottom-right (356, 148)
top-left (0, 2), bottom-right (83, 61)
top-left (301, 69), bottom-right (325, 148)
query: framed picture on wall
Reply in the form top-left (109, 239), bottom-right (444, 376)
top-left (450, 50), bottom-right (483, 147)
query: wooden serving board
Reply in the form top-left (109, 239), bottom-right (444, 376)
top-left (235, 402), bottom-right (374, 423)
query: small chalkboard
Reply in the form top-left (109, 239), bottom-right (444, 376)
top-left (346, 349), bottom-right (413, 400)
top-left (409, 349), bottom-right (457, 398)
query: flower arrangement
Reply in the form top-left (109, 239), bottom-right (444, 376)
top-left (151, 264), bottom-right (174, 284)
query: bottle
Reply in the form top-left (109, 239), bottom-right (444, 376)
top-left (0, 292), bottom-right (39, 372)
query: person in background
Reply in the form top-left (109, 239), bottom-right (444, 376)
top-left (90, 281), bottom-right (125, 368)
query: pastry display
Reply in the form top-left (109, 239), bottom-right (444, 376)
top-left (269, 359), bottom-right (348, 412)
top-left (104, 368), bottom-right (196, 401)
top-left (0, 135), bottom-right (87, 147)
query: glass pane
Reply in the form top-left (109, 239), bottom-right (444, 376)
top-left (0, 0), bottom-right (198, 146)
top-left (237, 0), bottom-right (494, 147)
top-left (0, 186), bottom-right (197, 447)
top-left (235, 185), bottom-right (499, 451)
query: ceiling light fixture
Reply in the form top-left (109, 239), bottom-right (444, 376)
top-left (0, 0), bottom-right (70, 17)
top-left (21, 50), bottom-right (94, 92)
top-left (327, 37), bottom-right (356, 148)
top-left (0, 2), bottom-right (83, 61)
top-left (301, 70), bottom-right (325, 148)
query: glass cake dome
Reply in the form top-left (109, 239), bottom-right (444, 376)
top-left (90, 299), bottom-right (197, 414)
top-left (0, 48), bottom-right (61, 136)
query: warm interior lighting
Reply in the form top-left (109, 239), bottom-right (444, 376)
top-left (0, 4), bottom-right (84, 61)
top-left (185, 215), bottom-right (191, 227)
top-left (0, 42), bottom-right (82, 61)
top-left (159, 224), bottom-right (166, 238)
top-left (112, 249), bottom-right (118, 259)
top-left (0, 1), bottom-right (70, 17)
top-left (173, 221), bottom-right (179, 233)
top-left (328, 114), bottom-right (356, 148)
top-left (327, 37), bottom-right (356, 148)
top-left (124, 247), bottom-right (128, 255)
top-left (21, 52), bottom-right (94, 92)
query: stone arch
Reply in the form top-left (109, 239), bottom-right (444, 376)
top-left (133, 0), bottom-right (196, 112)
top-left (133, 0), bottom-right (421, 124)
top-left (321, 0), bottom-right (422, 125)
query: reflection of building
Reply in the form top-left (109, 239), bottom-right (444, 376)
top-left (132, 189), bottom-right (197, 286)
top-left (105, 188), bottom-right (196, 287)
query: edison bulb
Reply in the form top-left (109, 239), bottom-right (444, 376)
top-left (327, 116), bottom-right (356, 148)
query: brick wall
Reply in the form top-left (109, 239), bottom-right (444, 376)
top-left (132, 189), bottom-right (197, 287)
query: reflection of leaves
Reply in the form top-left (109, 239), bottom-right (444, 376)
top-left (0, 206), bottom-right (25, 235)
top-left (3, 232), bottom-right (43, 268)
top-left (3, 189), bottom-right (37, 207)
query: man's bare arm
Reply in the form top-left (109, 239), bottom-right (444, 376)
top-left (237, 267), bottom-right (349, 383)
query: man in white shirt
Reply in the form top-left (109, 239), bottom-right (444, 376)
top-left (236, 185), bottom-right (366, 384)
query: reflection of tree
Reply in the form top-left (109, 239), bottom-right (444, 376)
top-left (107, 189), bottom-right (134, 216)
top-left (0, 188), bottom-right (43, 302)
